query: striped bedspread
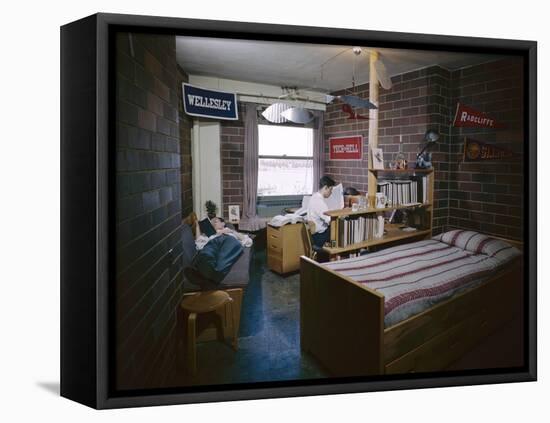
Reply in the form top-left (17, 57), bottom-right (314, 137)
top-left (323, 232), bottom-right (521, 327)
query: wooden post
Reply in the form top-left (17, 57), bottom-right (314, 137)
top-left (368, 51), bottom-right (380, 207)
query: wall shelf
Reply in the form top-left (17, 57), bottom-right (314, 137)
top-left (368, 168), bottom-right (434, 173)
top-left (325, 202), bottom-right (432, 218)
top-left (323, 224), bottom-right (432, 255)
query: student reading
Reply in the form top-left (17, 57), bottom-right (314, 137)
top-left (307, 176), bottom-right (336, 248)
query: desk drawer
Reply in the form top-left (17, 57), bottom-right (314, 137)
top-left (267, 254), bottom-right (283, 274)
top-left (267, 242), bottom-right (283, 258)
top-left (267, 226), bottom-right (283, 248)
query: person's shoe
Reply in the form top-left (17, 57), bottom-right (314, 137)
top-left (184, 266), bottom-right (217, 290)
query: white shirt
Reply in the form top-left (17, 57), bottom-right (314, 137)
top-left (307, 192), bottom-right (331, 234)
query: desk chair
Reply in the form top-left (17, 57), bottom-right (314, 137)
top-left (301, 221), bottom-right (325, 261)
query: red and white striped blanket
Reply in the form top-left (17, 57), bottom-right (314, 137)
top-left (324, 231), bottom-right (521, 327)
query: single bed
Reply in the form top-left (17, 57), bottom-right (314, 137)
top-left (300, 230), bottom-right (523, 376)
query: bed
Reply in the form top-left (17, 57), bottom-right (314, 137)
top-left (300, 230), bottom-right (523, 376)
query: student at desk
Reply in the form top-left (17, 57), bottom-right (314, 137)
top-left (307, 176), bottom-right (336, 248)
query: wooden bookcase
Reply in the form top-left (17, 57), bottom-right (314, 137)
top-left (323, 168), bottom-right (434, 259)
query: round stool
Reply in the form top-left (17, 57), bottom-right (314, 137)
top-left (180, 290), bottom-right (238, 375)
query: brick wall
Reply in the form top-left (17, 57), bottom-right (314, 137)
top-left (213, 60), bottom-right (523, 241)
top-left (115, 32), bottom-right (184, 390)
top-left (220, 106), bottom-right (246, 219)
top-left (176, 65), bottom-right (193, 217)
top-left (448, 58), bottom-right (524, 240)
top-left (323, 66), bottom-right (452, 235)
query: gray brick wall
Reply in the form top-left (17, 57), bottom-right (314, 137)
top-left (115, 32), bottom-right (184, 390)
top-left (176, 65), bottom-right (193, 218)
top-left (448, 58), bottom-right (524, 240)
top-left (323, 59), bottom-right (524, 241)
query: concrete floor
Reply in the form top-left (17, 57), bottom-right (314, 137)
top-left (174, 248), bottom-right (327, 387)
top-left (172, 246), bottom-right (524, 388)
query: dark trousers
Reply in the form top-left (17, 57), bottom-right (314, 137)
top-left (311, 229), bottom-right (330, 249)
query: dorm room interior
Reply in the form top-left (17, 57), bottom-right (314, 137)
top-left (115, 32), bottom-right (525, 390)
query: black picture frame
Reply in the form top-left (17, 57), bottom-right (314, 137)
top-left (60, 12), bottom-right (537, 409)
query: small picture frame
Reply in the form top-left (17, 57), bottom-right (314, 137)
top-left (228, 204), bottom-right (240, 223)
top-left (371, 147), bottom-right (384, 169)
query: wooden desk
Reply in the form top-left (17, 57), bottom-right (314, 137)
top-left (267, 223), bottom-right (306, 274)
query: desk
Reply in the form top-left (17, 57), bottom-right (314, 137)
top-left (267, 223), bottom-right (306, 274)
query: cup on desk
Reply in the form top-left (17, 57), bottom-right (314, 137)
top-left (351, 203), bottom-right (359, 212)
top-left (375, 193), bottom-right (387, 209)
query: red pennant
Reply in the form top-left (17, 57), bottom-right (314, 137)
top-left (453, 103), bottom-right (505, 129)
top-left (463, 138), bottom-right (516, 162)
top-left (342, 104), bottom-right (368, 120)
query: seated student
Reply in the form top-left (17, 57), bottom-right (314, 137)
top-left (307, 175), bottom-right (336, 249)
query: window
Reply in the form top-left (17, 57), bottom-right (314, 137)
top-left (257, 124), bottom-right (314, 196)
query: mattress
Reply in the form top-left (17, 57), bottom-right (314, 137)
top-left (323, 231), bottom-right (521, 327)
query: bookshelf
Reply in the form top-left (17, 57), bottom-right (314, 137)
top-left (320, 56), bottom-right (435, 260)
top-left (324, 167), bottom-right (434, 259)
top-left (323, 224), bottom-right (432, 256)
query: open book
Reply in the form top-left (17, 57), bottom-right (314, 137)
top-left (326, 183), bottom-right (345, 211)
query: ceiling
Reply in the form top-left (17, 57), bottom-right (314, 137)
top-left (176, 36), bottom-right (503, 93)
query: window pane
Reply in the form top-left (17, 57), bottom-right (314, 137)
top-left (258, 158), bottom-right (313, 196)
top-left (258, 124), bottom-right (313, 157)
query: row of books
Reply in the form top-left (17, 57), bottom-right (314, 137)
top-left (377, 175), bottom-right (428, 206)
top-left (336, 215), bottom-right (384, 247)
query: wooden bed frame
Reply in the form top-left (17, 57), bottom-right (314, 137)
top-left (300, 238), bottom-right (524, 376)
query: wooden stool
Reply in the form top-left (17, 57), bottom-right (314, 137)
top-left (180, 290), bottom-right (238, 375)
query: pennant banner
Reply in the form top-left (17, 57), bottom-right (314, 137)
top-left (182, 83), bottom-right (238, 120)
top-left (453, 103), bottom-right (505, 129)
top-left (342, 104), bottom-right (368, 120)
top-left (329, 136), bottom-right (363, 160)
top-left (463, 138), bottom-right (516, 162)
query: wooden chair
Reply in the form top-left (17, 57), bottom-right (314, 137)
top-left (180, 290), bottom-right (238, 375)
top-left (301, 220), bottom-right (318, 261)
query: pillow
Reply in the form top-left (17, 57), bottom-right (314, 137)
top-left (434, 230), bottom-right (521, 260)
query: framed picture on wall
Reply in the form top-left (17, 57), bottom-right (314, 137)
top-left (61, 13), bottom-right (537, 409)
top-left (228, 205), bottom-right (240, 223)
top-left (371, 147), bottom-right (385, 169)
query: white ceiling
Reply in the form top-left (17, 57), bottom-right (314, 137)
top-left (176, 36), bottom-right (503, 93)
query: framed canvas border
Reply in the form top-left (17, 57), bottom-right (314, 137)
top-left (60, 12), bottom-right (537, 409)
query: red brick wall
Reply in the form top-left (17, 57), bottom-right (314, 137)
top-left (220, 107), bottom-right (245, 219)
top-left (323, 66), bottom-right (452, 235)
top-left (448, 58), bottom-right (524, 240)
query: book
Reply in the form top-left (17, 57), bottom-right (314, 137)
top-left (377, 175), bottom-right (428, 206)
top-left (198, 218), bottom-right (216, 237)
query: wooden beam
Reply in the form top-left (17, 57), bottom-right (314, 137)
top-left (368, 51), bottom-right (379, 207)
